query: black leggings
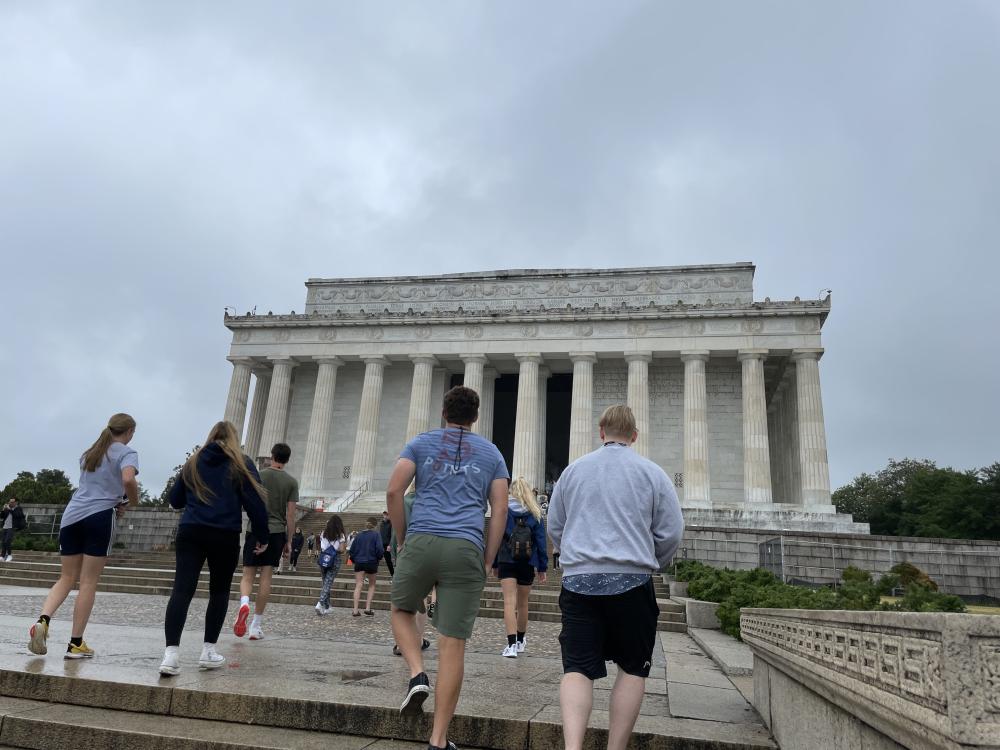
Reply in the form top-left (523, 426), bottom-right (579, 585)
top-left (165, 525), bottom-right (239, 647)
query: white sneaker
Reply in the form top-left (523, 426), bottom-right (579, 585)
top-left (323, 606), bottom-right (331, 615)
top-left (198, 644), bottom-right (226, 670)
top-left (4, 555), bottom-right (11, 563)
top-left (516, 637), bottom-right (527, 654)
top-left (502, 643), bottom-right (518, 658)
top-left (315, 602), bottom-right (325, 616)
top-left (159, 648), bottom-right (180, 676)
top-left (249, 623), bottom-right (264, 641)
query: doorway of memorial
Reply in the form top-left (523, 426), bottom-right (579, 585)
top-left (544, 374), bottom-right (572, 492)
top-left (492, 374), bottom-right (518, 472)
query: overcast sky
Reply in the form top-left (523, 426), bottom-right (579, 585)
top-left (3, 1), bottom-right (999, 499)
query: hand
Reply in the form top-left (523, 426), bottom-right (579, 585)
top-left (254, 542), bottom-right (269, 555)
top-left (538, 571), bottom-right (548, 585)
top-left (115, 505), bottom-right (127, 519)
top-left (386, 545), bottom-right (391, 552)
top-left (283, 542), bottom-right (291, 558)
top-left (490, 565), bottom-right (498, 579)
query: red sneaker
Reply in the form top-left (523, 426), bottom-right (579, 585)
top-left (233, 603), bottom-right (250, 638)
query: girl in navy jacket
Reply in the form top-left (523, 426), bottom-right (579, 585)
top-left (492, 477), bottom-right (548, 658)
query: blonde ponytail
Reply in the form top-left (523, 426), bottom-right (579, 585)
top-left (182, 421), bottom-right (267, 505)
top-left (81, 413), bottom-right (136, 472)
top-left (511, 477), bottom-right (542, 521)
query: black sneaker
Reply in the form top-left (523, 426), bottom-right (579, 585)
top-left (428, 742), bottom-right (459, 750)
top-left (400, 672), bottom-right (430, 716)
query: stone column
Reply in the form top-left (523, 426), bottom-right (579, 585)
top-left (739, 349), bottom-right (773, 506)
top-left (479, 367), bottom-right (497, 441)
top-left (243, 370), bottom-right (271, 460)
top-left (568, 353), bottom-right (598, 463)
top-left (681, 351), bottom-right (712, 507)
top-left (300, 357), bottom-right (343, 496)
top-left (511, 354), bottom-right (542, 483)
top-left (626, 352), bottom-right (653, 457)
top-left (460, 355), bottom-right (489, 435)
top-left (405, 356), bottom-right (438, 442)
top-left (259, 357), bottom-right (297, 457)
top-left (349, 356), bottom-right (389, 491)
top-left (223, 358), bottom-right (254, 438)
top-left (793, 348), bottom-right (833, 510)
top-left (536, 367), bottom-right (549, 490)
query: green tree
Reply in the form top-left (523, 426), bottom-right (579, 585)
top-left (1, 469), bottom-right (75, 504)
top-left (159, 446), bottom-right (200, 505)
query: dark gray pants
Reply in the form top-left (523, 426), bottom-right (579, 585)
top-left (1, 528), bottom-right (15, 558)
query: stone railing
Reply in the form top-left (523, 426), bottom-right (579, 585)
top-left (741, 608), bottom-right (1000, 749)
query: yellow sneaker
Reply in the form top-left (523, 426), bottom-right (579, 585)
top-left (28, 621), bottom-right (48, 655)
top-left (65, 641), bottom-right (95, 659)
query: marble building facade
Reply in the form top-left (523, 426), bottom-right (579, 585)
top-left (221, 263), bottom-right (866, 532)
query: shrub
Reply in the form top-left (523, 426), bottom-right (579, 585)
top-left (890, 562), bottom-right (938, 591)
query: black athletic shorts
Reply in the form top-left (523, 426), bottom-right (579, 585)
top-left (59, 508), bottom-right (116, 557)
top-left (242, 532), bottom-right (285, 568)
top-left (354, 562), bottom-right (378, 574)
top-left (558, 579), bottom-right (660, 680)
top-left (497, 561), bottom-right (536, 586)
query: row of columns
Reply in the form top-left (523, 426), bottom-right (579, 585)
top-left (223, 348), bottom-right (831, 508)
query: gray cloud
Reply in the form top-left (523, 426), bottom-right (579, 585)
top-left (3, 0), bottom-right (998, 496)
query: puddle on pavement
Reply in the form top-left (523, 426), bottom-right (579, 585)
top-left (301, 668), bottom-right (383, 683)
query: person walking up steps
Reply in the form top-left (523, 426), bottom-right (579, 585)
top-left (1, 498), bottom-right (26, 562)
top-left (315, 515), bottom-right (346, 615)
top-left (235, 442), bottom-right (299, 641)
top-left (349, 518), bottom-right (383, 616)
top-left (159, 421), bottom-right (270, 676)
top-left (548, 405), bottom-right (684, 750)
top-left (387, 385), bottom-right (509, 750)
top-left (379, 510), bottom-right (395, 578)
top-left (290, 527), bottom-right (304, 571)
top-left (28, 413), bottom-right (139, 659)
top-left (493, 477), bottom-right (547, 658)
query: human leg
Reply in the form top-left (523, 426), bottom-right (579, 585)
top-left (1, 528), bottom-right (13, 558)
top-left (430, 636), bottom-right (466, 747)
top-left (352, 571), bottom-right (364, 613)
top-left (391, 608), bottom-right (424, 677)
top-left (364, 571), bottom-right (377, 612)
top-left (560, 672), bottom-right (594, 750)
top-left (607, 672), bottom-right (646, 750)
top-left (516, 584), bottom-right (532, 633)
top-left (204, 529), bottom-right (240, 644)
top-left (71, 554), bottom-right (108, 640)
top-left (384, 550), bottom-right (395, 577)
top-left (255, 565), bottom-right (273, 615)
top-left (164, 527), bottom-right (207, 647)
top-left (40, 554), bottom-right (83, 619)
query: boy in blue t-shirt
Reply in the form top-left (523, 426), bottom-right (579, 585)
top-left (387, 386), bottom-right (509, 750)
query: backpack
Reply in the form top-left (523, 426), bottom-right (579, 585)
top-left (317, 539), bottom-right (339, 570)
top-left (508, 516), bottom-right (534, 562)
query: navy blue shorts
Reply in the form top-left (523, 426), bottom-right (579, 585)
top-left (59, 508), bottom-right (116, 557)
top-left (498, 561), bottom-right (536, 586)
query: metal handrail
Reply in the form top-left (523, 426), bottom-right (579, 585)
top-left (329, 481), bottom-right (369, 513)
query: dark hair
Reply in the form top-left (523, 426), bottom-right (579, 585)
top-left (366, 516), bottom-right (379, 529)
top-left (323, 514), bottom-right (345, 541)
top-left (271, 443), bottom-right (291, 464)
top-left (443, 386), bottom-right (479, 426)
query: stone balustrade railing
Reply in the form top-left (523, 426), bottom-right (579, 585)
top-left (741, 608), bottom-right (1000, 749)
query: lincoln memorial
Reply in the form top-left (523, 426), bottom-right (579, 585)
top-left (221, 263), bottom-right (865, 532)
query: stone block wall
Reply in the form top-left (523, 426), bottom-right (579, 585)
top-left (21, 505), bottom-right (179, 552)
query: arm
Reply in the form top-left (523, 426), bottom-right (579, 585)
top-left (652, 475), bottom-right (685, 569)
top-left (284, 501), bottom-right (297, 557)
top-left (533, 517), bottom-right (548, 575)
top-left (546, 477), bottom-right (567, 552)
top-left (386, 458), bottom-right (416, 547)
top-left (483, 478), bottom-right (508, 570)
top-left (121, 466), bottom-right (139, 507)
top-left (240, 461), bottom-right (271, 543)
top-left (167, 473), bottom-right (186, 509)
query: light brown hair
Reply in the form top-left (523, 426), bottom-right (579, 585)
top-left (81, 413), bottom-right (136, 473)
top-left (366, 516), bottom-right (378, 529)
top-left (599, 404), bottom-right (637, 439)
top-left (511, 477), bottom-right (542, 521)
top-left (181, 421), bottom-right (266, 505)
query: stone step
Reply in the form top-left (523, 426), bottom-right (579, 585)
top-left (0, 573), bottom-right (687, 630)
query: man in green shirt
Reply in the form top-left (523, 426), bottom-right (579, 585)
top-left (234, 443), bottom-right (299, 641)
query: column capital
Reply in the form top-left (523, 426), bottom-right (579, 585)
top-left (515, 353), bottom-right (544, 365)
top-left (791, 348), bottom-right (824, 361)
top-left (227, 356), bottom-right (255, 367)
top-left (680, 350), bottom-right (711, 363)
top-left (624, 351), bottom-right (653, 364)
top-left (267, 355), bottom-right (298, 368)
top-left (737, 348), bottom-right (769, 362)
top-left (483, 366), bottom-right (499, 379)
top-left (362, 355), bottom-right (391, 367)
top-left (314, 356), bottom-right (344, 367)
top-left (409, 354), bottom-right (439, 367)
top-left (569, 351), bottom-right (598, 364)
top-left (460, 354), bottom-right (490, 365)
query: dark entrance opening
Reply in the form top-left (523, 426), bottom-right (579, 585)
top-left (492, 374), bottom-right (518, 473)
top-left (545, 374), bottom-right (572, 486)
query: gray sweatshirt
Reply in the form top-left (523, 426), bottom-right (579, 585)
top-left (547, 444), bottom-right (684, 577)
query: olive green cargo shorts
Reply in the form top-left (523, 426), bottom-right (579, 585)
top-left (391, 533), bottom-right (486, 640)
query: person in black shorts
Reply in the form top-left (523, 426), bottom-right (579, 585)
top-left (547, 405), bottom-right (684, 750)
top-left (492, 477), bottom-right (548, 658)
top-left (348, 518), bottom-right (383, 616)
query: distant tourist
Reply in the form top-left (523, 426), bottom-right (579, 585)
top-left (493, 476), bottom-right (548, 658)
top-left (28, 413), bottom-right (138, 659)
top-left (159, 421), bottom-right (270, 676)
top-left (290, 526), bottom-right (305, 571)
top-left (315, 515), bottom-right (346, 615)
top-left (379, 510), bottom-right (395, 578)
top-left (235, 442), bottom-right (299, 641)
top-left (348, 517), bottom-right (383, 616)
top-left (307, 532), bottom-right (316, 560)
top-left (547, 405), bottom-right (684, 750)
top-left (386, 385), bottom-right (509, 750)
top-left (1, 497), bottom-right (26, 562)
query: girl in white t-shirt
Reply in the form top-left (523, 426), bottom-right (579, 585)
top-left (315, 515), bottom-right (346, 615)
